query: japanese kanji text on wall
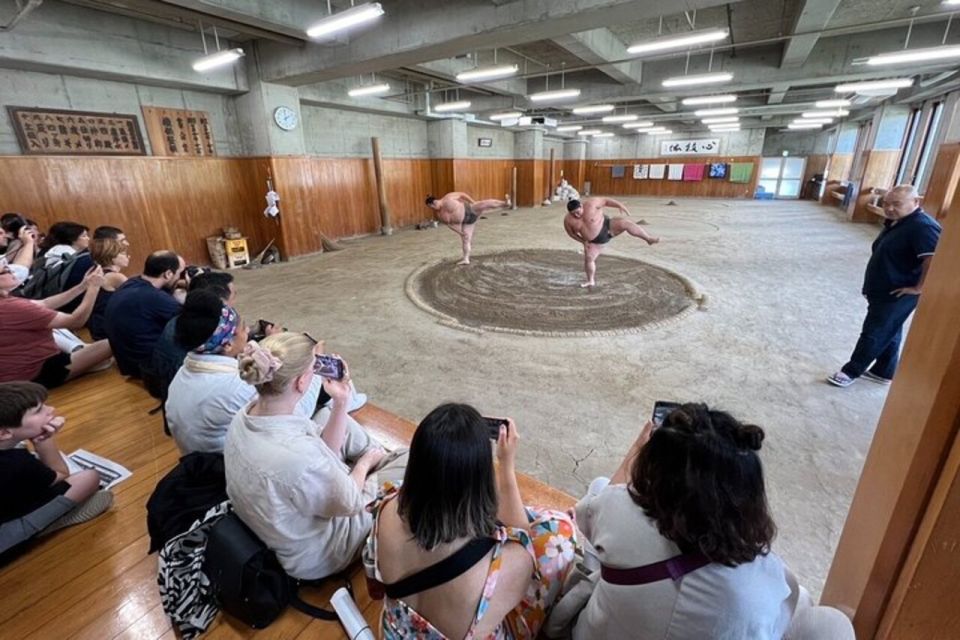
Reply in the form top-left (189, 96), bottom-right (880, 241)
top-left (660, 139), bottom-right (720, 156)
top-left (6, 107), bottom-right (146, 155)
top-left (142, 106), bottom-right (216, 157)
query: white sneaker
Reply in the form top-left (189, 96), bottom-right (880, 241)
top-left (826, 371), bottom-right (855, 387)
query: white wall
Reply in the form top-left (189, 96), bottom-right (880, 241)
top-left (301, 106), bottom-right (429, 158)
top-left (466, 124), bottom-right (514, 158)
top-left (585, 128), bottom-right (766, 159)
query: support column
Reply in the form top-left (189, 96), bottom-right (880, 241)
top-left (821, 123), bottom-right (858, 206)
top-left (562, 140), bottom-right (588, 193)
top-left (515, 128), bottom-right (544, 207)
top-left (234, 57), bottom-right (305, 156)
top-left (850, 105), bottom-right (910, 222)
top-left (428, 119), bottom-right (468, 196)
top-left (918, 91), bottom-right (960, 221)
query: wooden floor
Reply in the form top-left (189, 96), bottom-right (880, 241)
top-left (0, 367), bottom-right (574, 639)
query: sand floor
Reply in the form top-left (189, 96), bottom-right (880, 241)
top-left (233, 196), bottom-right (894, 598)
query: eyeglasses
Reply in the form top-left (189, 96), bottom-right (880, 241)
top-left (303, 332), bottom-right (318, 345)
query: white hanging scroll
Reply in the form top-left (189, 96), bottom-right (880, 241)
top-left (660, 138), bottom-right (720, 156)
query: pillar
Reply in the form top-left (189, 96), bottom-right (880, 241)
top-left (918, 91), bottom-right (960, 220)
top-left (850, 105), bottom-right (910, 222)
top-left (428, 119), bottom-right (467, 196)
top-left (515, 128), bottom-right (544, 206)
top-left (563, 139), bottom-right (588, 192)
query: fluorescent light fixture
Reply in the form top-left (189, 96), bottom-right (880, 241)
top-left (603, 114), bottom-right (639, 123)
top-left (797, 118), bottom-right (833, 124)
top-left (592, 132), bottom-right (615, 138)
top-left (867, 45), bottom-right (960, 66)
top-left (348, 82), bottom-right (390, 97)
top-left (572, 104), bottom-right (615, 114)
top-left (456, 64), bottom-right (519, 82)
top-left (489, 111), bottom-right (523, 121)
top-left (662, 72), bottom-right (733, 88)
top-left (682, 94), bottom-right (737, 105)
top-left (944, 0), bottom-right (960, 5)
top-left (645, 129), bottom-right (673, 135)
top-left (834, 78), bottom-right (913, 92)
top-left (192, 48), bottom-right (245, 72)
top-left (694, 107), bottom-right (738, 117)
top-left (622, 121), bottom-right (656, 129)
top-left (556, 125), bottom-right (583, 132)
top-left (576, 129), bottom-right (602, 136)
top-left (709, 125), bottom-right (740, 130)
top-left (788, 123), bottom-right (823, 129)
top-left (307, 2), bottom-right (384, 38)
top-left (433, 100), bottom-right (471, 112)
top-left (815, 99), bottom-right (851, 108)
top-left (627, 28), bottom-right (728, 55)
top-left (529, 88), bottom-right (581, 102)
top-left (802, 109), bottom-right (848, 118)
top-left (701, 116), bottom-right (739, 124)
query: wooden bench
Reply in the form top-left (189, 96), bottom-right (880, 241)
top-left (0, 368), bottom-right (574, 640)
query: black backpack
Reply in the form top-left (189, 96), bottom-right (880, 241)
top-left (17, 251), bottom-right (85, 300)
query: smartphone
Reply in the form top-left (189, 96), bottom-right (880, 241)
top-left (314, 354), bottom-right (345, 380)
top-left (652, 401), bottom-right (681, 428)
top-left (482, 417), bottom-right (508, 440)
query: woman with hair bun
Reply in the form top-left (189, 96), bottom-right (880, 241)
top-left (563, 403), bottom-right (854, 640)
top-left (224, 332), bottom-right (406, 581)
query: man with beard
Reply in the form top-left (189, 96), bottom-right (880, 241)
top-left (104, 250), bottom-right (185, 377)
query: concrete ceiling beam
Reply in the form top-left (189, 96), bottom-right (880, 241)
top-left (255, 0), bottom-right (734, 86)
top-left (780, 0), bottom-right (848, 69)
top-left (551, 28), bottom-right (642, 85)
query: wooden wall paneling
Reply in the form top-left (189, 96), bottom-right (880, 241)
top-left (802, 154), bottom-right (829, 200)
top-left (822, 206), bottom-right (960, 637)
top-left (585, 156), bottom-right (759, 199)
top-left (0, 156), bottom-right (272, 269)
top-left (382, 158), bottom-right (434, 228)
top-left (451, 160), bottom-right (514, 202)
top-left (826, 153), bottom-right (854, 182)
top-left (919, 142), bottom-right (960, 220)
top-left (515, 159), bottom-right (544, 207)
top-left (851, 150), bottom-right (901, 222)
top-left (561, 159), bottom-right (586, 191)
top-left (430, 159), bottom-right (456, 199)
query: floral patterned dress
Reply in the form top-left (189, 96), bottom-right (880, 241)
top-left (364, 489), bottom-right (578, 640)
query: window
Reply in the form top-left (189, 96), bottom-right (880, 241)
top-left (894, 108), bottom-right (922, 185)
top-left (914, 101), bottom-right (944, 191)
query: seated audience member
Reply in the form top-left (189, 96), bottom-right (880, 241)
top-left (566, 403), bottom-right (854, 640)
top-left (86, 238), bottom-right (129, 340)
top-left (366, 404), bottom-right (577, 640)
top-left (225, 332), bottom-right (406, 580)
top-left (0, 259), bottom-right (112, 387)
top-left (0, 382), bottom-right (113, 558)
top-left (40, 222), bottom-right (89, 267)
top-left (1, 214), bottom-right (37, 283)
top-left (103, 250), bottom-right (184, 377)
top-left (60, 225), bottom-right (128, 296)
top-left (166, 291), bottom-right (334, 454)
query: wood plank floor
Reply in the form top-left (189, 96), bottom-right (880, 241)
top-left (0, 368), bottom-right (574, 639)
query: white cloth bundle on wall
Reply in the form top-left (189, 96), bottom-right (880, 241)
top-left (648, 164), bottom-right (666, 179)
top-left (633, 164), bottom-right (649, 179)
top-left (667, 164), bottom-right (684, 181)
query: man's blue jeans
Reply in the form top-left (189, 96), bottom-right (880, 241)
top-left (841, 294), bottom-right (919, 380)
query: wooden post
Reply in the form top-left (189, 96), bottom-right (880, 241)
top-left (511, 165), bottom-right (518, 210)
top-left (371, 137), bottom-right (393, 236)
top-left (548, 148), bottom-right (556, 203)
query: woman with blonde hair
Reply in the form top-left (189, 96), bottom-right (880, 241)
top-left (224, 332), bottom-right (406, 580)
top-left (87, 238), bottom-right (129, 340)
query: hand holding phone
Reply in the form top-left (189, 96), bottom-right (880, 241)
top-left (482, 416), bottom-right (509, 440)
top-left (652, 401), bottom-right (681, 428)
top-left (314, 354), bottom-right (346, 380)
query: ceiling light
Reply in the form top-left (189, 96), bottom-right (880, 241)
top-left (348, 82), bottom-right (390, 97)
top-left (802, 110), bottom-right (848, 118)
top-left (694, 107), bottom-right (738, 116)
top-left (433, 100), bottom-right (472, 112)
top-left (456, 64), bottom-right (519, 82)
top-left (815, 99), bottom-right (851, 108)
top-left (682, 94), bottom-right (737, 105)
top-left (307, 2), bottom-right (384, 38)
top-left (701, 116), bottom-right (739, 124)
top-left (593, 132), bottom-right (615, 138)
top-left (577, 129), bottom-right (602, 136)
top-left (529, 88), bottom-right (581, 102)
top-left (788, 123), bottom-right (823, 129)
top-left (572, 104), bottom-right (615, 114)
top-left (834, 78), bottom-right (913, 93)
top-left (645, 129), bottom-right (673, 135)
top-left (489, 111), bottom-right (523, 121)
top-left (603, 114), bottom-right (639, 123)
top-left (192, 48), bottom-right (245, 72)
top-left (556, 125), bottom-right (583, 132)
top-left (867, 45), bottom-right (960, 66)
top-left (662, 72), bottom-right (733, 88)
top-left (797, 118), bottom-right (833, 124)
top-left (628, 28), bottom-right (729, 55)
top-left (709, 124), bottom-right (740, 130)
top-left (622, 121), bottom-right (655, 129)
top-left (944, 0), bottom-right (960, 5)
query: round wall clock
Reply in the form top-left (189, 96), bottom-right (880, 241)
top-left (273, 106), bottom-right (299, 131)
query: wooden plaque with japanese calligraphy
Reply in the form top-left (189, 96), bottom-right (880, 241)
top-left (7, 106), bottom-right (147, 156)
top-left (142, 106), bottom-right (216, 157)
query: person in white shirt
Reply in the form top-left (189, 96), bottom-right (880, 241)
top-left (41, 222), bottom-right (89, 267)
top-left (224, 332), bottom-right (407, 580)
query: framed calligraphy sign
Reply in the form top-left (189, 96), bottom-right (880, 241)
top-left (6, 106), bottom-right (146, 156)
top-left (142, 106), bottom-right (216, 157)
top-left (660, 138), bottom-right (720, 156)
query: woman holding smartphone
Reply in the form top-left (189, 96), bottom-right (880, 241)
top-left (224, 332), bottom-right (407, 580)
top-left (364, 403), bottom-right (577, 639)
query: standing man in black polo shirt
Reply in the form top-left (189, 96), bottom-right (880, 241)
top-left (827, 185), bottom-right (941, 387)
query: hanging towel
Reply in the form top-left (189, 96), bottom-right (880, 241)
top-left (633, 164), bottom-right (649, 179)
top-left (667, 164), bottom-right (684, 181)
top-left (648, 164), bottom-right (666, 179)
top-left (729, 162), bottom-right (754, 183)
top-left (612, 165), bottom-right (626, 178)
top-left (682, 163), bottom-right (706, 181)
top-left (708, 163), bottom-right (728, 179)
